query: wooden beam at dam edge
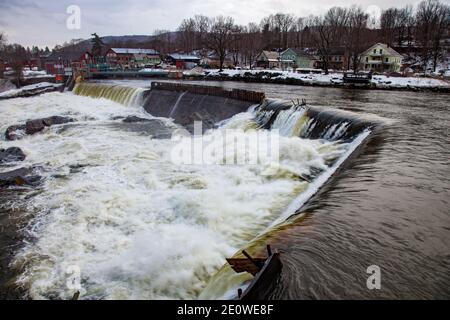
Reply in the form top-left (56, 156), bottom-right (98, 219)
top-left (151, 82), bottom-right (265, 104)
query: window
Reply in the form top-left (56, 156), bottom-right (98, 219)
top-left (366, 57), bottom-right (369, 62)
top-left (373, 49), bottom-right (376, 54)
top-left (380, 49), bottom-right (383, 54)
top-left (385, 58), bottom-right (389, 63)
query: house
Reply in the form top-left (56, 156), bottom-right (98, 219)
top-left (45, 50), bottom-right (93, 75)
top-left (315, 47), bottom-right (346, 70)
top-left (166, 53), bottom-right (201, 70)
top-left (255, 51), bottom-right (281, 69)
top-left (105, 48), bottom-right (161, 69)
top-left (0, 58), bottom-right (4, 78)
top-left (280, 48), bottom-right (317, 70)
top-left (200, 53), bottom-right (233, 69)
top-left (71, 51), bottom-right (95, 72)
top-left (360, 43), bottom-right (403, 73)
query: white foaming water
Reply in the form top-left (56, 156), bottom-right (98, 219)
top-left (270, 107), bottom-right (308, 137)
top-left (73, 83), bottom-right (146, 107)
top-left (322, 122), bottom-right (350, 141)
top-left (0, 92), bottom-right (343, 299)
top-left (0, 90), bottom-right (365, 300)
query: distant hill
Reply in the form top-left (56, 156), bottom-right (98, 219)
top-left (51, 33), bottom-right (180, 58)
top-left (100, 35), bottom-right (157, 44)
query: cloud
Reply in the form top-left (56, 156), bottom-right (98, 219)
top-left (0, 0), bottom-right (422, 48)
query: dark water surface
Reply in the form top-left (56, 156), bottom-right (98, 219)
top-left (183, 81), bottom-right (450, 299)
top-left (1, 81), bottom-right (449, 299)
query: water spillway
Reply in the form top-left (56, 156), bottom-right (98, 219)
top-left (4, 81), bottom-right (377, 300)
top-left (143, 82), bottom-right (266, 132)
top-left (73, 83), bottom-right (147, 107)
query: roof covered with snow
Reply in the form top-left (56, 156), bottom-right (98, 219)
top-left (110, 48), bottom-right (159, 55)
top-left (168, 53), bottom-right (201, 60)
top-left (262, 51), bottom-right (280, 61)
top-left (361, 43), bottom-right (403, 57)
top-left (282, 48), bottom-right (316, 59)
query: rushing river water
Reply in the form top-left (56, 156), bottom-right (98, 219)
top-left (195, 81), bottom-right (450, 299)
top-left (1, 80), bottom-right (449, 299)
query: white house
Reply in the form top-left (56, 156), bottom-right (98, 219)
top-left (360, 43), bottom-right (403, 73)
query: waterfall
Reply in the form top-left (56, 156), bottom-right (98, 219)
top-left (73, 83), bottom-right (147, 107)
top-left (169, 91), bottom-right (187, 118)
top-left (5, 81), bottom-right (380, 300)
top-left (253, 99), bottom-right (374, 142)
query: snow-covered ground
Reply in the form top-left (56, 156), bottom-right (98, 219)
top-left (204, 69), bottom-right (450, 89)
top-left (22, 69), bottom-right (53, 79)
top-left (0, 82), bottom-right (61, 98)
top-left (3, 68), bottom-right (54, 79)
top-left (137, 68), bottom-right (169, 74)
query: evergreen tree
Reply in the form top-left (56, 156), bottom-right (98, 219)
top-left (91, 33), bottom-right (104, 57)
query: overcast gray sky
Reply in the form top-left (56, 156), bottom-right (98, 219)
top-left (0, 0), bottom-right (428, 48)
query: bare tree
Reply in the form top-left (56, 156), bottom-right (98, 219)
top-left (207, 16), bottom-right (235, 71)
top-left (309, 8), bottom-right (348, 74)
top-left (430, 2), bottom-right (450, 72)
top-left (346, 6), bottom-right (369, 72)
top-left (230, 25), bottom-right (244, 66)
top-left (396, 6), bottom-right (414, 46)
top-left (290, 17), bottom-right (305, 48)
top-left (416, 0), bottom-right (450, 73)
top-left (152, 30), bottom-right (177, 55)
top-left (380, 8), bottom-right (398, 47)
top-left (241, 23), bottom-right (263, 68)
top-left (5, 44), bottom-right (27, 86)
top-left (194, 15), bottom-right (211, 51)
top-left (178, 18), bottom-right (197, 52)
top-left (309, 16), bottom-right (333, 74)
top-left (0, 32), bottom-right (5, 78)
top-left (273, 13), bottom-right (295, 48)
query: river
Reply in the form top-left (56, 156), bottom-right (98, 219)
top-left (0, 80), bottom-right (449, 299)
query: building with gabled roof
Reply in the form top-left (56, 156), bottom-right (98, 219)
top-left (105, 48), bottom-right (161, 69)
top-left (360, 43), bottom-right (403, 73)
top-left (166, 53), bottom-right (201, 70)
top-left (280, 48), bottom-right (318, 70)
top-left (255, 51), bottom-right (281, 69)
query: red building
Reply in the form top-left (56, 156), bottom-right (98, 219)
top-left (44, 50), bottom-right (93, 75)
top-left (0, 58), bottom-right (4, 78)
top-left (105, 48), bottom-right (160, 69)
top-left (166, 53), bottom-right (201, 70)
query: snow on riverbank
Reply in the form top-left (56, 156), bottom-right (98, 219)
top-left (205, 69), bottom-right (450, 89)
top-left (0, 82), bottom-right (61, 99)
top-left (23, 69), bottom-right (54, 79)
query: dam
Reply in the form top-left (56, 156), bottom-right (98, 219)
top-left (0, 80), bottom-right (448, 300)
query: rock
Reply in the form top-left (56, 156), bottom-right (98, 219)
top-left (0, 147), bottom-right (26, 163)
top-left (5, 125), bottom-right (26, 140)
top-left (0, 79), bottom-right (16, 94)
top-left (25, 119), bottom-right (46, 135)
top-left (0, 167), bottom-right (41, 188)
top-left (6, 116), bottom-right (74, 139)
top-left (122, 116), bottom-right (152, 123)
top-left (26, 116), bottom-right (74, 135)
top-left (112, 116), bottom-right (176, 138)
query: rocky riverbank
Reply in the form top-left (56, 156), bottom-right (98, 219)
top-left (191, 69), bottom-right (450, 93)
top-left (0, 82), bottom-right (64, 100)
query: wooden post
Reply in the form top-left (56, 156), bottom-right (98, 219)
top-left (72, 291), bottom-right (80, 300)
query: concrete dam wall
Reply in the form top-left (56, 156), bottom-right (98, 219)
top-left (73, 81), bottom-right (376, 141)
top-left (143, 82), bottom-right (265, 132)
